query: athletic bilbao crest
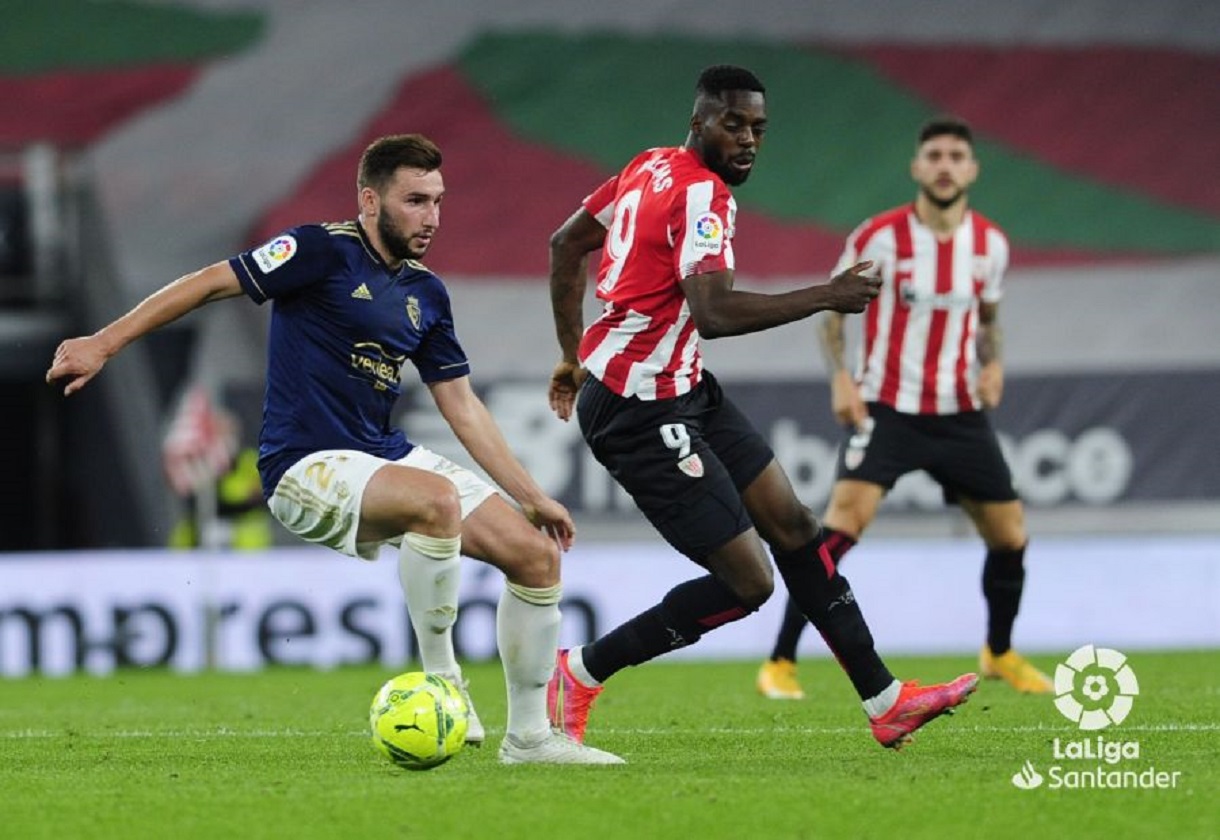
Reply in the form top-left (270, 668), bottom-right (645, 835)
top-left (677, 453), bottom-right (704, 478)
top-left (844, 446), bottom-right (865, 471)
top-left (405, 295), bottom-right (421, 330)
top-left (844, 417), bottom-right (874, 471)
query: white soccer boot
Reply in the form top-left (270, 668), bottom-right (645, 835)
top-left (498, 730), bottom-right (625, 765)
top-left (441, 673), bottom-right (484, 746)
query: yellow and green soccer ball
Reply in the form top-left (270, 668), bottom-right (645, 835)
top-left (369, 672), bottom-right (469, 770)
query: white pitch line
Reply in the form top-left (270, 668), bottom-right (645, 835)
top-left (3, 722), bottom-right (1217, 739)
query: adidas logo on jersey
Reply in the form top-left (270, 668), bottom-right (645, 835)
top-left (351, 283), bottom-right (373, 300)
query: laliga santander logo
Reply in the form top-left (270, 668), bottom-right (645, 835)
top-left (1011, 646), bottom-right (1180, 791)
top-left (691, 212), bottom-right (724, 255)
top-left (1053, 644), bottom-right (1140, 731)
top-left (694, 213), bottom-right (722, 240)
top-left (266, 236), bottom-right (295, 261)
top-left (697, 214), bottom-right (722, 237)
top-left (252, 234), bottom-right (298, 274)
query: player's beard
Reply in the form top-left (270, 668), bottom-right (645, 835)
top-left (377, 213), bottom-right (427, 261)
top-left (921, 184), bottom-right (966, 210)
top-left (720, 166), bottom-right (750, 187)
top-left (698, 144), bottom-right (752, 186)
top-left (708, 151), bottom-right (751, 186)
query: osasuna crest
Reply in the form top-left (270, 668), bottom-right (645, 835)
top-left (405, 295), bottom-right (421, 330)
top-left (677, 453), bottom-right (704, 478)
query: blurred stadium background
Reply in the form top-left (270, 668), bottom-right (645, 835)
top-left (1, 0), bottom-right (1217, 674)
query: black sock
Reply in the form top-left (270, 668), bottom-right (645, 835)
top-left (583, 575), bottom-right (754, 683)
top-left (769, 598), bottom-right (807, 662)
top-left (770, 528), bottom-right (857, 662)
top-left (773, 536), bottom-right (893, 700)
top-left (982, 544), bottom-right (1026, 655)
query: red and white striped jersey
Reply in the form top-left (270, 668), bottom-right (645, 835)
top-left (834, 204), bottom-right (1009, 415)
top-left (578, 146), bottom-right (737, 400)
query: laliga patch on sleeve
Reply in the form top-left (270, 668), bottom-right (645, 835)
top-left (691, 212), bottom-right (724, 255)
top-left (252, 235), bottom-right (298, 273)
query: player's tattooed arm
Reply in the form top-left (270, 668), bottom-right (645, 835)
top-left (818, 310), bottom-right (867, 427)
top-left (976, 301), bottom-right (1004, 408)
top-left (549, 208), bottom-right (606, 363)
top-left (548, 208), bottom-right (606, 421)
top-left (817, 311), bottom-right (849, 374)
top-left (977, 301), bottom-right (1003, 365)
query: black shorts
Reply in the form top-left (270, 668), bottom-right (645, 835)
top-left (836, 402), bottom-right (1018, 504)
top-left (577, 371), bottom-right (774, 562)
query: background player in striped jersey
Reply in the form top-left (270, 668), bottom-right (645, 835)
top-left (548, 66), bottom-right (978, 752)
top-left (757, 116), bottom-right (1053, 701)
top-left (46, 133), bottom-right (622, 765)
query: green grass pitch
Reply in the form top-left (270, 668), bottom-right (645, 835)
top-left (3, 652), bottom-right (1215, 840)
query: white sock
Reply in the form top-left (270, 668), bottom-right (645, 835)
top-left (498, 582), bottom-right (562, 741)
top-left (565, 644), bottom-right (600, 687)
top-left (862, 679), bottom-right (903, 718)
top-left (398, 532), bottom-right (462, 675)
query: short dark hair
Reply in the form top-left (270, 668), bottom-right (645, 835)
top-left (696, 65), bottom-right (766, 98)
top-left (358, 134), bottom-right (443, 192)
top-left (918, 116), bottom-right (973, 147)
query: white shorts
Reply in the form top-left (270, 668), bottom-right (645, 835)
top-left (268, 447), bottom-right (498, 561)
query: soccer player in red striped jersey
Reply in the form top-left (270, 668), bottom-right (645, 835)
top-left (758, 117), bottom-right (1054, 702)
top-left (548, 66), bottom-right (979, 752)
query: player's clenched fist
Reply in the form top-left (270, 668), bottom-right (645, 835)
top-left (825, 260), bottom-right (882, 313)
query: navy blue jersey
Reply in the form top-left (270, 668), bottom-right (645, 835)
top-left (229, 220), bottom-right (470, 497)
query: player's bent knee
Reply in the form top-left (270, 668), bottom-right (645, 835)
top-left (825, 487), bottom-right (879, 536)
top-left (980, 519), bottom-right (1026, 552)
top-left (418, 485), bottom-right (462, 535)
top-left (722, 559), bottom-right (774, 610)
top-left (521, 536), bottom-right (561, 586)
top-left (991, 534), bottom-right (1027, 553)
top-left (435, 484), bottom-right (463, 520)
top-left (501, 528), bottom-right (561, 588)
top-left (826, 505), bottom-right (867, 534)
top-left (766, 509), bottom-right (820, 555)
top-left (736, 575), bottom-right (774, 611)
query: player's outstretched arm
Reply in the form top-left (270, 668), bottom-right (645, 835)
top-left (548, 208), bottom-right (606, 422)
top-left (680, 261), bottom-right (882, 340)
top-left (45, 261), bottom-right (244, 396)
top-left (428, 376), bottom-right (575, 549)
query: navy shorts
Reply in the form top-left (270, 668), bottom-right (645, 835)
top-left (577, 371), bottom-right (774, 562)
top-left (836, 402), bottom-right (1018, 504)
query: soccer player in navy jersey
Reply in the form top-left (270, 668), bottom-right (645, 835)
top-left (46, 133), bottom-right (622, 765)
top-left (546, 66), bottom-right (978, 752)
top-left (758, 117), bottom-right (1052, 701)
